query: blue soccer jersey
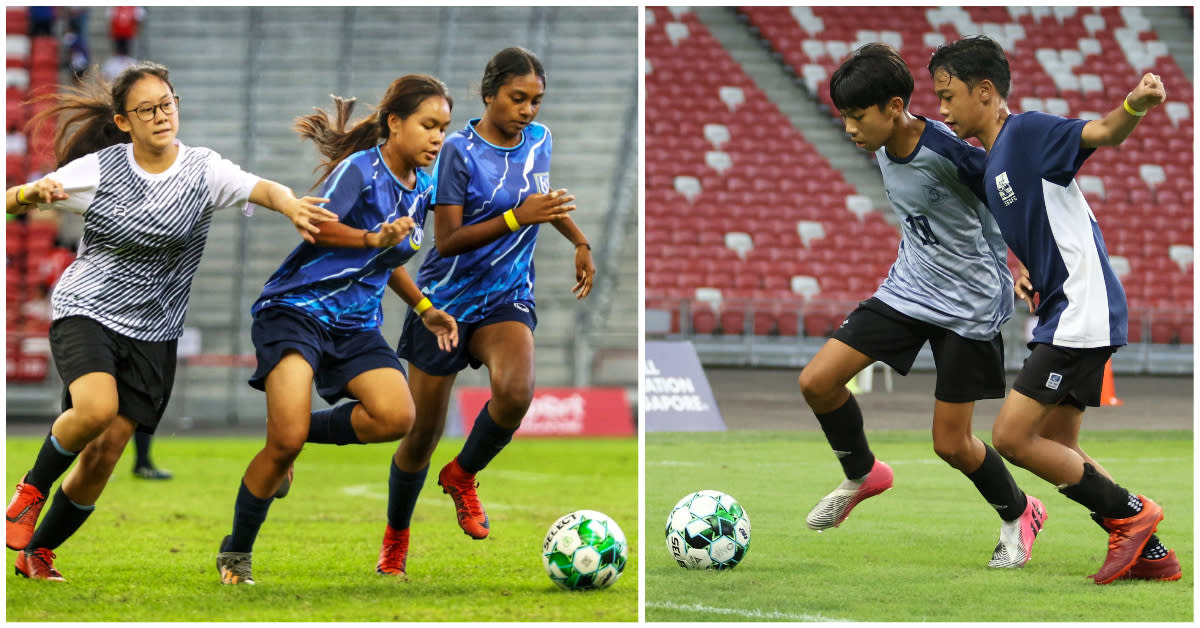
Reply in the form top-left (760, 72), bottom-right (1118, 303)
top-left (873, 117), bottom-right (1013, 341)
top-left (252, 146), bottom-right (431, 332)
top-left (982, 111), bottom-right (1127, 348)
top-left (415, 118), bottom-right (553, 322)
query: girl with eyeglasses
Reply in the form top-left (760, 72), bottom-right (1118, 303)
top-left (4, 61), bottom-right (337, 581)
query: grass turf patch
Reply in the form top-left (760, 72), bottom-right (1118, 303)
top-left (7, 435), bottom-right (637, 622)
top-left (646, 429), bottom-right (1193, 622)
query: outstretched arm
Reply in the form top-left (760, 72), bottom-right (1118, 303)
top-left (1080, 72), bottom-right (1166, 148)
top-left (387, 267), bottom-right (458, 352)
top-left (433, 189), bottom-right (576, 257)
top-left (6, 178), bottom-right (69, 215)
top-left (311, 217), bottom-right (415, 249)
top-left (550, 216), bottom-right (595, 299)
top-left (247, 179), bottom-right (338, 244)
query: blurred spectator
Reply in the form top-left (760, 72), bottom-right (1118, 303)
top-left (109, 6), bottom-right (145, 54)
top-left (28, 6), bottom-right (55, 36)
top-left (101, 38), bottom-right (136, 82)
top-left (63, 7), bottom-right (90, 81)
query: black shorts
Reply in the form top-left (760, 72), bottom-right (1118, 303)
top-left (49, 315), bottom-right (177, 434)
top-left (397, 301), bottom-right (537, 376)
top-left (1012, 343), bottom-right (1116, 410)
top-left (832, 297), bottom-right (1006, 403)
top-left (248, 307), bottom-right (405, 405)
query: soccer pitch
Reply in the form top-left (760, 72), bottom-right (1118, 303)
top-left (6, 435), bottom-right (637, 622)
top-left (645, 429), bottom-right (1193, 623)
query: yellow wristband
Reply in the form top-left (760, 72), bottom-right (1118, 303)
top-left (15, 185), bottom-right (31, 206)
top-left (414, 297), bottom-right (433, 315)
top-left (1123, 96), bottom-right (1146, 117)
top-left (503, 209), bottom-right (520, 232)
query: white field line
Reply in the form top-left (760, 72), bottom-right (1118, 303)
top-left (651, 456), bottom-right (1189, 467)
top-left (646, 600), bottom-right (854, 622)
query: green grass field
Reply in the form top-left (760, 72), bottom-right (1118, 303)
top-left (646, 429), bottom-right (1193, 622)
top-left (6, 435), bottom-right (637, 622)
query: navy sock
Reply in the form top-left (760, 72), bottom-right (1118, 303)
top-left (813, 394), bottom-right (874, 480)
top-left (133, 431), bottom-right (152, 468)
top-left (1089, 511), bottom-right (1166, 559)
top-left (307, 403), bottom-right (362, 445)
top-left (1059, 463), bottom-right (1139, 519)
top-left (26, 433), bottom-right (78, 494)
top-left (26, 486), bottom-right (94, 551)
top-left (965, 444), bottom-right (1026, 522)
top-left (227, 480), bottom-right (274, 553)
top-left (457, 402), bottom-right (516, 474)
top-left (386, 460), bottom-right (428, 530)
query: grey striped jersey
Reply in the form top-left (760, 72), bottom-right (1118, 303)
top-left (872, 118), bottom-right (1013, 341)
top-left (43, 142), bottom-right (259, 341)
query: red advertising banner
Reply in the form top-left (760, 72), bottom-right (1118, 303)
top-left (456, 387), bottom-right (634, 437)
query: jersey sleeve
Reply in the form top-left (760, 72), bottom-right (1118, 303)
top-left (951, 141), bottom-right (988, 203)
top-left (42, 153), bottom-right (100, 215)
top-left (316, 159), bottom-right (367, 220)
top-left (205, 150), bottom-right (261, 213)
top-left (432, 139), bottom-right (470, 207)
top-left (1015, 111), bottom-right (1094, 187)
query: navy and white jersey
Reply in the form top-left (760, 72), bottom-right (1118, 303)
top-left (415, 118), bottom-right (552, 322)
top-left (873, 117), bottom-right (1013, 340)
top-left (43, 142), bottom-right (259, 341)
top-left (983, 111), bottom-right (1127, 348)
top-left (253, 146), bottom-right (431, 333)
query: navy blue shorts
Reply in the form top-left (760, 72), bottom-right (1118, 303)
top-left (397, 301), bottom-right (537, 376)
top-left (248, 307), bottom-right (405, 405)
top-left (49, 316), bottom-right (177, 434)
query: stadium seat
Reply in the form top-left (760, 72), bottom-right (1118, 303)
top-left (845, 194), bottom-right (873, 220)
top-left (691, 302), bottom-right (718, 335)
top-left (705, 151), bottom-right (733, 174)
top-left (1167, 244), bottom-right (1193, 272)
top-left (703, 123), bottom-right (731, 149)
top-left (673, 176), bottom-right (701, 203)
top-left (790, 275), bottom-right (820, 300)
top-left (718, 86), bottom-right (745, 111)
top-left (797, 220), bottom-right (825, 248)
top-left (724, 231), bottom-right (753, 258)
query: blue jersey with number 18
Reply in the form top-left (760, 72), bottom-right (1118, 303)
top-left (415, 118), bottom-right (553, 322)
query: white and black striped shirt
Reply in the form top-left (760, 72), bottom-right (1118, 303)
top-left (44, 142), bottom-right (259, 341)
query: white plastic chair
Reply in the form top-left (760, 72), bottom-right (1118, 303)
top-left (705, 151), bottom-right (733, 175)
top-left (1138, 164), bottom-right (1166, 190)
top-left (703, 123), bottom-right (731, 149)
top-left (1168, 245), bottom-right (1193, 272)
top-left (846, 194), bottom-right (874, 221)
top-left (665, 21), bottom-right (689, 46)
top-left (1164, 102), bottom-right (1190, 128)
top-left (790, 275), bottom-right (821, 300)
top-left (1078, 175), bottom-right (1106, 199)
top-left (724, 232), bottom-right (754, 259)
top-left (673, 176), bottom-right (701, 203)
top-left (718, 86), bottom-right (744, 111)
top-left (797, 221), bottom-right (826, 248)
top-left (1109, 255), bottom-right (1131, 278)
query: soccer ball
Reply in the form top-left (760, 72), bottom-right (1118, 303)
top-left (542, 510), bottom-right (628, 590)
top-left (665, 490), bottom-right (751, 570)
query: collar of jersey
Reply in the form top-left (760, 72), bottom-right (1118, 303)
top-left (467, 118), bottom-right (526, 152)
top-left (374, 145), bottom-right (418, 191)
top-left (124, 140), bottom-right (184, 180)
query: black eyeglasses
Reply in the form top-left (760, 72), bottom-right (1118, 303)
top-left (126, 96), bottom-right (179, 122)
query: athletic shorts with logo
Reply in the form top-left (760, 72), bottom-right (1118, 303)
top-left (49, 315), bottom-right (177, 433)
top-left (248, 306), bottom-right (405, 405)
top-left (1012, 342), bottom-right (1115, 410)
top-left (832, 297), bottom-right (1006, 403)
top-left (397, 301), bottom-right (537, 376)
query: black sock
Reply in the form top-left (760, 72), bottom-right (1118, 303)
top-left (133, 431), bottom-right (152, 468)
top-left (457, 402), bottom-right (516, 474)
top-left (26, 486), bottom-right (94, 551)
top-left (1058, 463), bottom-right (1140, 519)
top-left (226, 480), bottom-right (273, 553)
top-left (966, 444), bottom-right (1026, 522)
top-left (1089, 511), bottom-right (1168, 559)
top-left (813, 394), bottom-right (874, 480)
top-left (26, 432), bottom-right (79, 494)
top-left (307, 403), bottom-right (362, 445)
top-left (386, 460), bottom-right (427, 530)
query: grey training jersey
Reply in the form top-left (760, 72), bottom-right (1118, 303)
top-left (45, 142), bottom-right (259, 341)
top-left (873, 117), bottom-right (1013, 341)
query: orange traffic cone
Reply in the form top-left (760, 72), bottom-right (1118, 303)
top-left (1101, 359), bottom-right (1123, 406)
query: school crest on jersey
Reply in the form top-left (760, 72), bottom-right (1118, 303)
top-left (533, 172), bottom-right (550, 194)
top-left (995, 171), bottom-right (1017, 206)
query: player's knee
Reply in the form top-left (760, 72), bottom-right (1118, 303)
top-left (991, 424), bottom-right (1026, 463)
top-left (70, 399), bottom-right (120, 434)
top-left (266, 436), bottom-right (305, 466)
top-left (492, 381), bottom-right (534, 418)
top-left (797, 368), bottom-right (837, 406)
top-left (375, 405), bottom-right (414, 441)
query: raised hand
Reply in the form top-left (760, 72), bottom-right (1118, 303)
top-left (512, 188), bottom-right (576, 226)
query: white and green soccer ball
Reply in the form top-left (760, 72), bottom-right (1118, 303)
top-left (542, 509), bottom-right (628, 590)
top-left (665, 489), bottom-right (751, 570)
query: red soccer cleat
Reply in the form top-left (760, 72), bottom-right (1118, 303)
top-left (15, 547), bottom-right (65, 582)
top-left (1091, 495), bottom-right (1164, 585)
top-left (437, 458), bottom-right (490, 540)
top-left (6, 475), bottom-right (46, 551)
top-left (1123, 549), bottom-right (1182, 582)
top-left (376, 525), bottom-right (410, 577)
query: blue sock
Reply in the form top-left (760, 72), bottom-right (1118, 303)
top-left (307, 402), bottom-right (362, 445)
top-left (457, 402), bottom-right (516, 474)
top-left (387, 460), bottom-right (428, 530)
top-left (227, 480), bottom-right (274, 553)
